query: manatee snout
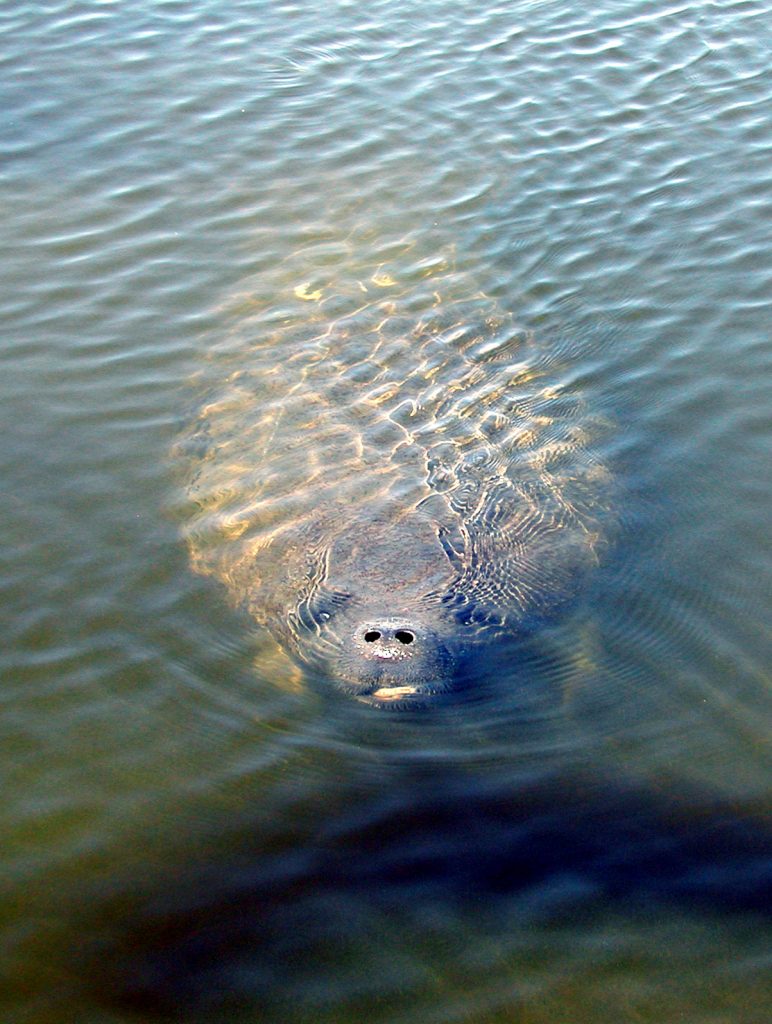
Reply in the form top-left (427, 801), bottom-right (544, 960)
top-left (341, 615), bottom-right (457, 707)
top-left (292, 598), bottom-right (461, 707)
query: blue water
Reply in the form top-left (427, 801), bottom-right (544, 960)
top-left (1, 2), bottom-right (770, 1021)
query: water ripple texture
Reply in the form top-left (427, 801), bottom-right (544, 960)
top-left (1, 2), bottom-right (770, 1023)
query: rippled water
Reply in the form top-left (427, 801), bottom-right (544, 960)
top-left (1, 1), bottom-right (770, 1022)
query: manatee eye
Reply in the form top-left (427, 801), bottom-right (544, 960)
top-left (299, 588), bottom-right (352, 631)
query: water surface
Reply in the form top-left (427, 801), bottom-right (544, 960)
top-left (1, 1), bottom-right (770, 1022)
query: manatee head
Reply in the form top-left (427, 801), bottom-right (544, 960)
top-left (283, 510), bottom-right (475, 708)
top-left (308, 603), bottom-right (459, 709)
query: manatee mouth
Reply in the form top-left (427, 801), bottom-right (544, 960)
top-left (353, 675), bottom-right (450, 709)
top-left (356, 683), bottom-right (429, 708)
top-left (371, 684), bottom-right (422, 701)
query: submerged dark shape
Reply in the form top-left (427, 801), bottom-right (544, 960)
top-left (178, 249), bottom-right (613, 704)
top-left (82, 770), bottom-right (771, 1020)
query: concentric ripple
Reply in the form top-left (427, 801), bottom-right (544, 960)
top-left (1, 1), bottom-right (770, 1022)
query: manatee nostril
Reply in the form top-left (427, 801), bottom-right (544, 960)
top-left (363, 628), bottom-right (415, 645)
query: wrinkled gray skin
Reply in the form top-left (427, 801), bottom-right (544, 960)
top-left (179, 251), bottom-right (612, 707)
top-left (258, 492), bottom-right (601, 708)
top-left (283, 511), bottom-right (464, 706)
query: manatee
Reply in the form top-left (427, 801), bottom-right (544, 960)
top-left (177, 243), bottom-right (613, 706)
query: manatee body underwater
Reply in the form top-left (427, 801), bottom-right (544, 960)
top-left (177, 247), bottom-right (613, 706)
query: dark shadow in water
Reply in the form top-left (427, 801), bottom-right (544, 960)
top-left (78, 768), bottom-right (770, 1021)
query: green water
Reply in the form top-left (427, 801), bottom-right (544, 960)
top-left (1, 1), bottom-right (770, 1021)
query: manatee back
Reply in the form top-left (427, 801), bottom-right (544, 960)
top-left (175, 239), bottom-right (614, 636)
